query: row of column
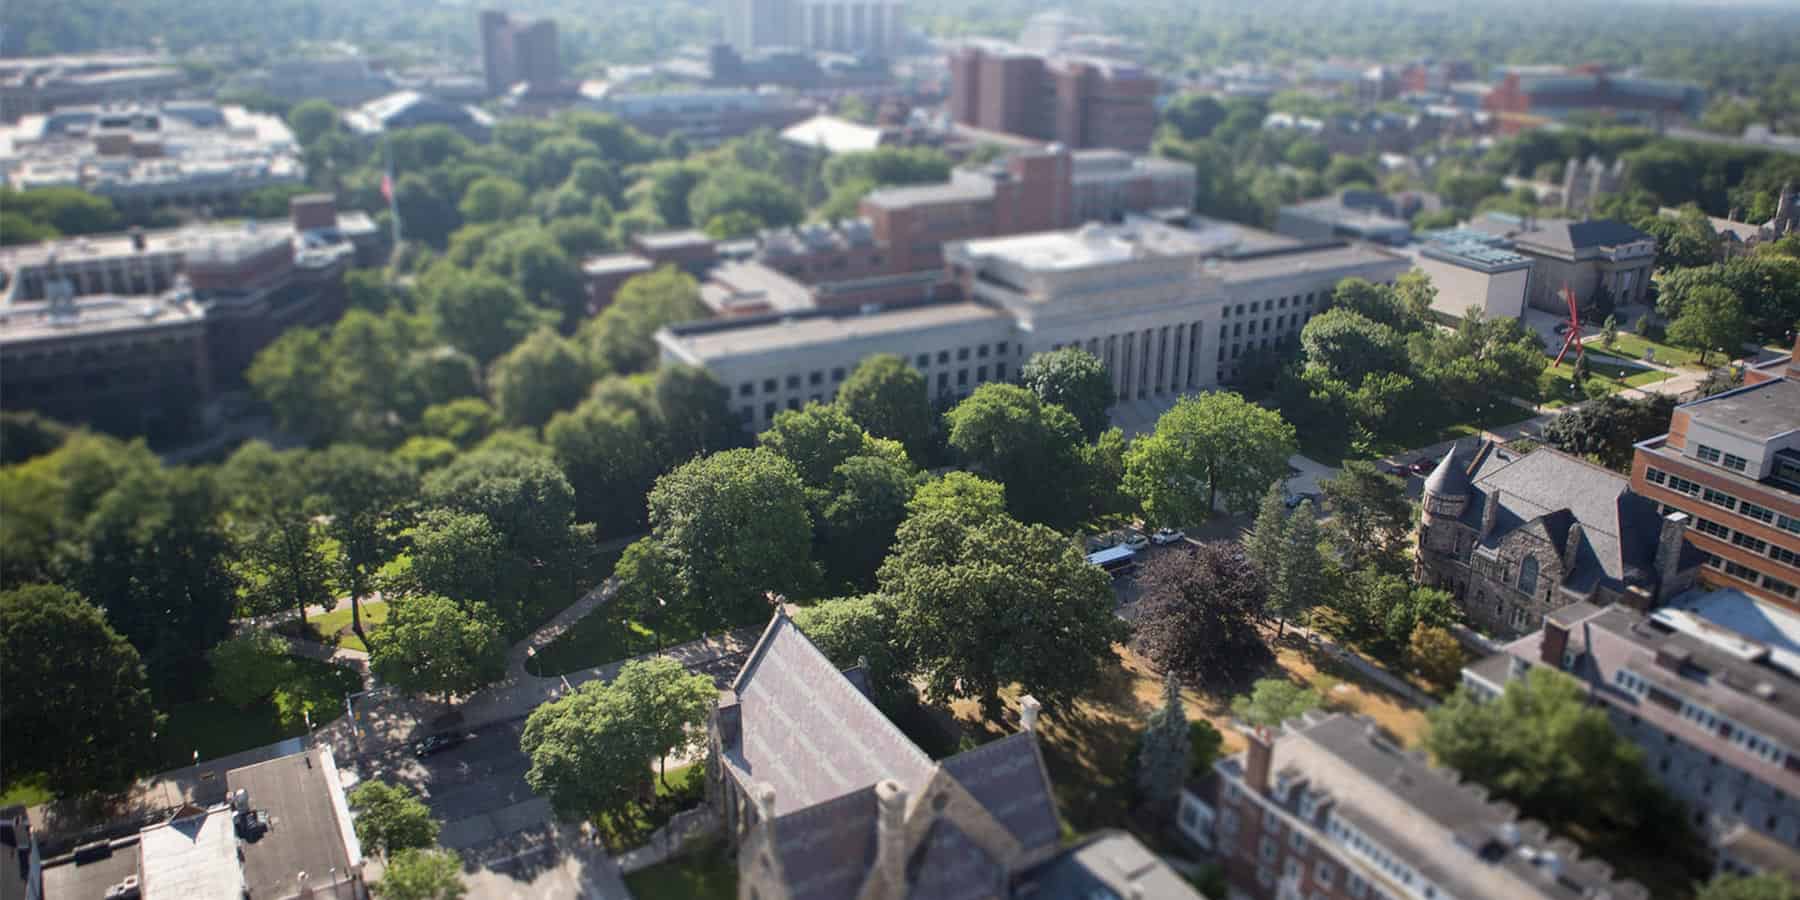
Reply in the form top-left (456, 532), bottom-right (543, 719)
top-left (800, 1), bottom-right (898, 55)
top-left (1064, 318), bottom-right (1213, 403)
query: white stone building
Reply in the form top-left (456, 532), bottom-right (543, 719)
top-left (657, 219), bottom-right (1407, 431)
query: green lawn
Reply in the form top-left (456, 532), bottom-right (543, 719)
top-left (154, 656), bottom-right (360, 769)
top-left (1300, 403), bottom-right (1535, 466)
top-left (1604, 333), bottom-right (1706, 368)
top-left (525, 610), bottom-right (701, 677)
top-left (624, 841), bottom-right (737, 900)
top-left (1536, 352), bottom-right (1673, 407)
top-left (590, 763), bottom-right (706, 849)
top-left (307, 600), bottom-right (390, 652)
top-left (0, 774), bottom-right (52, 808)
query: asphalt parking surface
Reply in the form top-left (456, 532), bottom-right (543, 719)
top-left (359, 718), bottom-right (547, 852)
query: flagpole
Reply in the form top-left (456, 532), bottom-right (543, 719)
top-left (383, 144), bottom-right (402, 256)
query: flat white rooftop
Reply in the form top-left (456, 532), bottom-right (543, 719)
top-left (668, 302), bottom-right (1010, 361)
top-left (1672, 586), bottom-right (1800, 677)
top-left (139, 808), bottom-right (245, 900)
top-left (958, 221), bottom-right (1239, 271)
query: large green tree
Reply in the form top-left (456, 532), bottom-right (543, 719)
top-left (646, 448), bottom-right (816, 628)
top-left (369, 595), bottom-right (507, 701)
top-left (1270, 500), bottom-right (1328, 631)
top-left (1666, 284), bottom-right (1750, 364)
top-left (374, 848), bottom-right (465, 900)
top-left (520, 658), bottom-right (714, 819)
top-left (836, 354), bottom-right (934, 462)
top-left (308, 445), bottom-right (418, 649)
top-left (218, 442), bottom-right (335, 623)
top-left (878, 500), bottom-right (1126, 716)
top-left (581, 266), bottom-right (707, 374)
top-left (1319, 461), bottom-right (1413, 573)
top-left (1231, 677), bottom-right (1322, 727)
top-left (347, 781), bottom-right (442, 858)
top-left (72, 466), bottom-right (239, 693)
top-left (488, 329), bottom-right (595, 428)
top-left (943, 383), bottom-right (1088, 527)
top-left (0, 585), bottom-right (159, 796)
top-left (420, 268), bottom-right (544, 364)
top-left (207, 631), bottom-right (299, 709)
top-left (758, 402), bottom-right (871, 488)
top-left (1541, 394), bottom-right (1678, 471)
top-left (1136, 671), bottom-right (1193, 819)
top-left (1426, 668), bottom-right (1688, 852)
top-left (790, 594), bottom-right (912, 707)
top-left (1124, 392), bottom-right (1296, 522)
top-left (819, 453), bottom-right (920, 589)
top-left (1019, 348), bottom-right (1114, 440)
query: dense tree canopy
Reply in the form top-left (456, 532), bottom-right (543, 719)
top-left (369, 594), bottom-right (507, 700)
top-left (878, 497), bottom-right (1126, 714)
top-left (581, 266), bottom-right (707, 374)
top-left (1018, 348), bottom-right (1114, 440)
top-left (1123, 392), bottom-right (1296, 522)
top-left (1131, 541), bottom-right (1270, 686)
top-left (1, 584), bottom-right (159, 796)
top-left (836, 354), bottom-right (935, 462)
top-left (943, 383), bottom-right (1089, 528)
top-left (348, 781), bottom-right (442, 858)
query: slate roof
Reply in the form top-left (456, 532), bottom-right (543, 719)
top-left (1017, 830), bottom-right (1205, 899)
top-left (1424, 444), bottom-right (1472, 497)
top-left (1458, 447), bottom-right (1662, 595)
top-left (766, 787), bottom-right (881, 900)
top-left (939, 733), bottom-right (1061, 851)
top-left (907, 820), bottom-right (1006, 900)
top-left (1515, 218), bottom-right (1650, 253)
top-left (724, 614), bottom-right (935, 815)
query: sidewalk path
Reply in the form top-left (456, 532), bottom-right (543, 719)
top-left (278, 633), bottom-right (371, 673)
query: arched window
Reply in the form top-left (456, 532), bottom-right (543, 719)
top-left (1518, 556), bottom-right (1539, 597)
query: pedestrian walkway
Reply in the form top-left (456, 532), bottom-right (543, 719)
top-left (278, 633), bottom-right (370, 672)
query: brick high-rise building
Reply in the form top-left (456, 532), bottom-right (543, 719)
top-left (1631, 362), bottom-right (1800, 610)
top-left (479, 10), bottom-right (561, 96)
top-left (948, 42), bottom-right (1158, 152)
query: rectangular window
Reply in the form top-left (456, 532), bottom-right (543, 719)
top-left (1740, 501), bottom-right (1776, 524)
top-left (1283, 858), bottom-right (1302, 880)
top-left (738, 383), bottom-right (754, 398)
top-left (737, 406), bottom-right (753, 423)
top-left (1723, 453), bottom-right (1749, 473)
top-left (1770, 545), bottom-right (1800, 568)
top-left (938, 351), bottom-right (950, 365)
top-left (1259, 836), bottom-right (1277, 863)
top-left (1315, 860), bottom-right (1335, 886)
top-left (1704, 488), bottom-right (1737, 511)
top-left (1694, 517), bottom-right (1730, 540)
top-left (763, 378), bottom-right (778, 394)
top-left (996, 342), bottom-right (1008, 354)
top-left (786, 397), bottom-right (801, 411)
top-left (786, 375), bottom-right (801, 390)
top-left (957, 347), bottom-right (970, 361)
top-left (809, 371), bottom-right (824, 386)
top-left (1348, 873), bottom-right (1368, 899)
top-left (976, 365), bottom-right (989, 382)
top-left (995, 362), bottom-right (1008, 381)
top-left (1778, 515), bottom-right (1800, 536)
top-left (957, 369), bottom-right (968, 386)
top-left (1645, 468), bottom-right (1667, 486)
top-left (977, 344), bottom-right (989, 358)
top-left (1698, 445), bottom-right (1722, 463)
top-left (831, 367), bottom-right (846, 383)
top-left (1667, 473), bottom-right (1703, 496)
top-left (938, 372), bottom-right (948, 391)
top-left (916, 354), bottom-right (930, 368)
top-left (1763, 575), bottom-right (1799, 599)
top-left (1732, 531), bottom-right (1769, 553)
top-left (763, 401), bottom-right (777, 419)
top-left (1725, 559), bottom-right (1760, 581)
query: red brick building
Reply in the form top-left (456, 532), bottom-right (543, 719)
top-left (1631, 353), bottom-right (1800, 610)
top-left (948, 43), bottom-right (1158, 152)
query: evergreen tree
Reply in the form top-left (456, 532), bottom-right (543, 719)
top-left (1136, 670), bottom-right (1193, 819)
top-left (1272, 500), bottom-right (1328, 634)
top-left (1245, 481), bottom-right (1289, 584)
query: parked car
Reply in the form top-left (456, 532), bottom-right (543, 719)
top-left (1123, 533), bottom-right (1150, 551)
top-left (1409, 457), bottom-right (1439, 476)
top-left (1150, 527), bottom-right (1186, 546)
top-left (413, 733), bottom-right (468, 758)
top-left (1285, 492), bottom-right (1320, 510)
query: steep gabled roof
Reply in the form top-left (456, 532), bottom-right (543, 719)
top-left (1467, 448), bottom-right (1661, 592)
top-left (766, 787), bottom-right (881, 900)
top-left (940, 733), bottom-right (1062, 852)
top-left (723, 613), bottom-right (935, 816)
top-left (906, 819), bottom-right (1007, 900)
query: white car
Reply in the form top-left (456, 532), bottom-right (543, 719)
top-left (1150, 528), bottom-right (1186, 546)
top-left (1123, 533), bottom-right (1150, 551)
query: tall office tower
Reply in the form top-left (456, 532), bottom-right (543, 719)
top-left (478, 10), bottom-right (562, 95)
top-left (721, 0), bottom-right (903, 58)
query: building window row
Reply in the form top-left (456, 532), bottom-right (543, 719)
top-left (1689, 517), bottom-right (1800, 574)
top-left (1613, 668), bottom-right (1650, 697)
top-left (1644, 467), bottom-right (1704, 498)
top-left (1678, 694), bottom-right (1792, 766)
top-left (1326, 814), bottom-right (1432, 899)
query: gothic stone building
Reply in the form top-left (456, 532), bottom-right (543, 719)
top-left (707, 609), bottom-right (1203, 900)
top-left (1416, 443), bottom-right (1702, 639)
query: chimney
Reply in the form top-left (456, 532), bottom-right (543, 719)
top-left (1244, 726), bottom-right (1274, 795)
top-left (1481, 490), bottom-right (1501, 539)
top-left (130, 225), bottom-right (145, 251)
top-left (1655, 512), bottom-right (1689, 599)
top-left (289, 193), bottom-right (338, 232)
top-left (873, 780), bottom-right (909, 894)
top-left (1540, 617), bottom-right (1569, 668)
top-left (1020, 695), bottom-right (1041, 733)
top-left (752, 782), bottom-right (777, 826)
top-left (1561, 522), bottom-right (1584, 572)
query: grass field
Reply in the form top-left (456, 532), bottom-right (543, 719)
top-left (1604, 333), bottom-right (1706, 368)
top-left (1536, 351), bottom-right (1674, 407)
top-left (0, 775), bottom-right (52, 808)
top-left (591, 763), bottom-right (704, 849)
top-left (154, 656), bottom-right (360, 769)
top-left (307, 600), bottom-right (390, 652)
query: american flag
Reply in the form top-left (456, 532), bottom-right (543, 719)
top-left (380, 169), bottom-right (395, 204)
